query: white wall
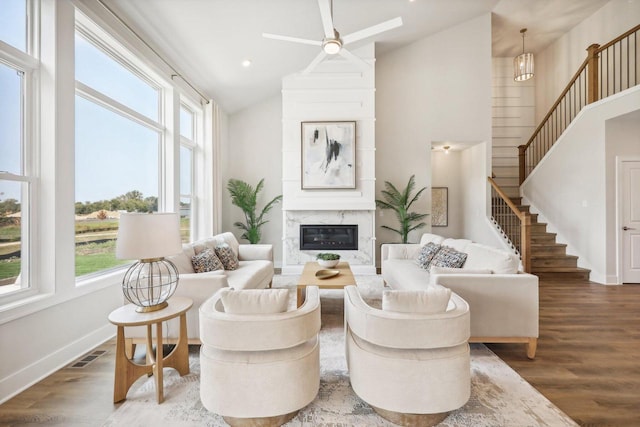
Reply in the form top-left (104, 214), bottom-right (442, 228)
top-left (522, 87), bottom-right (640, 284)
top-left (535, 0), bottom-right (640, 122)
top-left (224, 95), bottom-right (283, 264)
top-left (376, 13), bottom-right (494, 258)
top-left (460, 143), bottom-right (505, 248)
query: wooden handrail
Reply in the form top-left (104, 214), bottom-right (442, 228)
top-left (519, 24), bottom-right (640, 184)
top-left (488, 177), bottom-right (525, 220)
top-left (520, 56), bottom-right (590, 152)
top-left (488, 177), bottom-right (532, 273)
top-left (597, 24), bottom-right (640, 52)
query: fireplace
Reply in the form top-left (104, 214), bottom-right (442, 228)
top-left (300, 225), bottom-right (358, 250)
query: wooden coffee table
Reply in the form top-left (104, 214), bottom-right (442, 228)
top-left (297, 261), bottom-right (355, 307)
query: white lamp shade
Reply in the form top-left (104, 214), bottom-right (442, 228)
top-left (116, 212), bottom-right (182, 260)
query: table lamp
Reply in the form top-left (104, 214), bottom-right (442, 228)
top-left (116, 212), bottom-right (182, 313)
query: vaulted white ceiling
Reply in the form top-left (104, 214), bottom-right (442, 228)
top-left (102, 0), bottom-right (611, 113)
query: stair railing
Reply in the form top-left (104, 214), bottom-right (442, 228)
top-left (488, 176), bottom-right (531, 273)
top-left (519, 24), bottom-right (640, 184)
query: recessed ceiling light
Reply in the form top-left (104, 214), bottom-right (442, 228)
top-left (242, 59), bottom-right (252, 67)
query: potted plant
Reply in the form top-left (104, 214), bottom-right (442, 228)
top-left (316, 252), bottom-right (341, 268)
top-left (227, 178), bottom-right (282, 244)
top-left (375, 174), bottom-right (429, 243)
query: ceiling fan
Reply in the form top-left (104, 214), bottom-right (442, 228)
top-left (263, 0), bottom-right (403, 74)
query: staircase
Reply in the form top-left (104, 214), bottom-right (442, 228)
top-left (512, 198), bottom-right (590, 281)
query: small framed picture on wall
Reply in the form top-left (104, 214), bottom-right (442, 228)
top-left (301, 121), bottom-right (356, 189)
top-left (431, 187), bottom-right (448, 227)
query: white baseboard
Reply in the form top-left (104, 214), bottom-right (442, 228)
top-left (0, 324), bottom-right (115, 404)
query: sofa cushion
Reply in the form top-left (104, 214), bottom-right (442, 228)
top-left (382, 259), bottom-right (430, 291)
top-left (463, 243), bottom-right (519, 274)
top-left (416, 242), bottom-right (442, 270)
top-left (167, 244), bottom-right (196, 274)
top-left (192, 249), bottom-right (224, 273)
top-left (387, 244), bottom-right (422, 260)
top-left (419, 233), bottom-right (446, 246)
top-left (430, 266), bottom-right (492, 275)
top-left (215, 243), bottom-right (239, 271)
top-left (441, 238), bottom-right (472, 252)
top-left (382, 287), bottom-right (452, 314)
top-left (219, 288), bottom-right (289, 314)
top-left (430, 246), bottom-right (467, 268)
top-left (227, 260), bottom-right (274, 290)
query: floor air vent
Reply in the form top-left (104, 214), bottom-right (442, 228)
top-left (68, 350), bottom-right (107, 368)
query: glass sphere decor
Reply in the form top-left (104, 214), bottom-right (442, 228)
top-left (122, 258), bottom-right (179, 313)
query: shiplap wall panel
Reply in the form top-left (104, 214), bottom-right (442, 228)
top-left (492, 57), bottom-right (536, 197)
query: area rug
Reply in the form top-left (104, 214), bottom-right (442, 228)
top-left (103, 275), bottom-right (577, 427)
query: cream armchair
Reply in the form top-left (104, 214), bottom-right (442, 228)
top-left (199, 286), bottom-right (321, 426)
top-left (344, 285), bottom-right (471, 426)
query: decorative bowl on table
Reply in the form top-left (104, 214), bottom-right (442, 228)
top-left (316, 253), bottom-right (340, 268)
top-left (315, 269), bottom-right (340, 279)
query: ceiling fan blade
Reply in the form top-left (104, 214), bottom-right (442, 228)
top-left (262, 33), bottom-right (321, 46)
top-left (317, 0), bottom-right (336, 39)
top-left (342, 16), bottom-right (403, 45)
top-left (338, 48), bottom-right (370, 71)
top-left (302, 51), bottom-right (328, 74)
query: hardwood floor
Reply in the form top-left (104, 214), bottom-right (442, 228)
top-left (0, 278), bottom-right (639, 426)
top-left (487, 279), bottom-right (640, 427)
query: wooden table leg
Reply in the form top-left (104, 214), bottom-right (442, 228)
top-left (154, 322), bottom-right (164, 404)
top-left (164, 313), bottom-right (190, 376)
top-left (113, 326), bottom-right (152, 403)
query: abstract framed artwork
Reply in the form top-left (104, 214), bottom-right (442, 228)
top-left (301, 121), bottom-right (356, 189)
top-left (431, 187), bottom-right (448, 227)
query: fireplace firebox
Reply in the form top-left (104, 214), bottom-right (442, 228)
top-left (300, 225), bottom-right (358, 250)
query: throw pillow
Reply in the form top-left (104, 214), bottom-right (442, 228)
top-left (215, 243), bottom-right (239, 270)
top-left (191, 249), bottom-right (224, 273)
top-left (430, 266), bottom-right (493, 275)
top-left (382, 286), bottom-right (452, 314)
top-left (220, 288), bottom-right (290, 314)
top-left (430, 246), bottom-right (468, 269)
top-left (416, 242), bottom-right (442, 270)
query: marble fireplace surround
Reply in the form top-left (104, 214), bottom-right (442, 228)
top-left (282, 210), bottom-right (376, 275)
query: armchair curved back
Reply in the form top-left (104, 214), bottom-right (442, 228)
top-left (199, 286), bottom-right (321, 351)
top-left (344, 285), bottom-right (470, 349)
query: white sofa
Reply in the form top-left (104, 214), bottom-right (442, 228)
top-left (381, 233), bottom-right (539, 358)
top-left (124, 232), bottom-right (274, 351)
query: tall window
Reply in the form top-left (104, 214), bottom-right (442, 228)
top-left (74, 31), bottom-right (162, 278)
top-left (179, 105), bottom-right (195, 243)
top-left (0, 0), bottom-right (35, 296)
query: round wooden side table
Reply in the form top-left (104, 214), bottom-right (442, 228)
top-left (108, 296), bottom-right (193, 404)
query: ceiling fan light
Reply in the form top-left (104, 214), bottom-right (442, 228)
top-left (322, 39), bottom-right (342, 54)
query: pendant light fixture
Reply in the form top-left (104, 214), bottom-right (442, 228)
top-left (514, 28), bottom-right (534, 82)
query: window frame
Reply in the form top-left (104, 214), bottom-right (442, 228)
top-left (73, 26), bottom-right (166, 282)
top-left (0, 0), bottom-right (39, 304)
top-left (179, 103), bottom-right (197, 242)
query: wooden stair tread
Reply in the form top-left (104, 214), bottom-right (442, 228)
top-left (532, 254), bottom-right (578, 260)
top-left (532, 266), bottom-right (590, 273)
